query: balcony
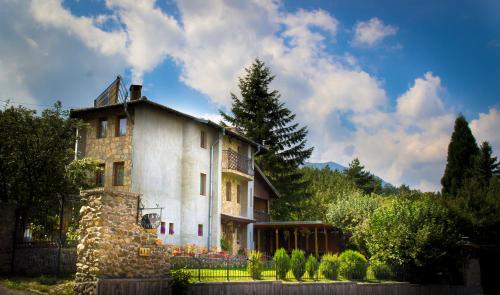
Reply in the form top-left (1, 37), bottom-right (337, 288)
top-left (222, 149), bottom-right (253, 180)
top-left (253, 210), bottom-right (270, 222)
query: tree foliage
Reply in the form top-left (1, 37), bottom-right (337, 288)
top-left (221, 59), bottom-right (313, 219)
top-left (299, 167), bottom-right (358, 221)
top-left (441, 114), bottom-right (479, 196)
top-left (0, 102), bottom-right (99, 230)
top-left (325, 190), bottom-right (381, 251)
top-left (345, 158), bottom-right (382, 194)
top-left (364, 197), bottom-right (460, 268)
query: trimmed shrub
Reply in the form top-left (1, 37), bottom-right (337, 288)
top-left (291, 249), bottom-right (306, 280)
top-left (368, 259), bottom-right (394, 280)
top-left (338, 250), bottom-right (368, 280)
top-left (274, 248), bottom-right (291, 279)
top-left (305, 254), bottom-right (318, 279)
top-left (170, 268), bottom-right (192, 295)
top-left (319, 253), bottom-right (339, 280)
top-left (247, 250), bottom-right (263, 279)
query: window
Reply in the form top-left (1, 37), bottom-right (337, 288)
top-left (160, 222), bottom-right (166, 234)
top-left (96, 163), bottom-right (105, 187)
top-left (113, 162), bottom-right (125, 186)
top-left (198, 224), bottom-right (203, 236)
top-left (250, 188), bottom-right (253, 207)
top-left (226, 182), bottom-right (231, 201)
top-left (236, 184), bottom-right (241, 204)
top-left (116, 116), bottom-right (127, 136)
top-left (97, 118), bottom-right (107, 138)
top-left (200, 130), bottom-right (207, 148)
top-left (169, 223), bottom-right (174, 235)
top-left (200, 173), bottom-right (207, 196)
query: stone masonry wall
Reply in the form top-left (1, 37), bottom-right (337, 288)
top-left (74, 189), bottom-right (170, 295)
top-left (77, 108), bottom-right (133, 192)
top-left (0, 203), bottom-right (15, 274)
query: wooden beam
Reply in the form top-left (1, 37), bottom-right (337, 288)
top-left (275, 228), bottom-right (279, 251)
top-left (315, 227), bottom-right (318, 258)
top-left (294, 228), bottom-right (298, 249)
top-left (324, 227), bottom-right (328, 253)
top-left (257, 229), bottom-right (261, 252)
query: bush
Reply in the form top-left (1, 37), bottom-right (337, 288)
top-left (247, 250), bottom-right (263, 279)
top-left (305, 254), bottom-right (318, 279)
top-left (170, 268), bottom-right (192, 295)
top-left (273, 248), bottom-right (291, 279)
top-left (290, 249), bottom-right (306, 280)
top-left (368, 259), bottom-right (394, 280)
top-left (319, 253), bottom-right (339, 280)
top-left (338, 250), bottom-right (368, 280)
top-left (220, 239), bottom-right (231, 252)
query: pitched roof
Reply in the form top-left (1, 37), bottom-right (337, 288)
top-left (254, 164), bottom-right (280, 198)
top-left (70, 98), bottom-right (265, 149)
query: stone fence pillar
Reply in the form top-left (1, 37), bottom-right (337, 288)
top-left (74, 189), bottom-right (170, 295)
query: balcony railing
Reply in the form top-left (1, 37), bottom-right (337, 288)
top-left (222, 149), bottom-right (253, 176)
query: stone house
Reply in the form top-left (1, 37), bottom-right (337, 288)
top-left (70, 80), bottom-right (279, 254)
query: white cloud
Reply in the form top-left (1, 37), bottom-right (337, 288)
top-left (396, 72), bottom-right (445, 119)
top-left (353, 17), bottom-right (397, 47)
top-left (470, 108), bottom-right (500, 153)
top-left (0, 0), bottom-right (126, 109)
top-left (4, 0), bottom-right (495, 192)
top-left (30, 0), bottom-right (127, 56)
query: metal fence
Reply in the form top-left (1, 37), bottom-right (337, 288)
top-left (170, 255), bottom-right (409, 282)
top-left (10, 194), bottom-right (80, 275)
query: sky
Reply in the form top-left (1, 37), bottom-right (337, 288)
top-left (1, 0), bottom-right (499, 191)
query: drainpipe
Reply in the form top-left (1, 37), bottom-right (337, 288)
top-left (208, 127), bottom-right (225, 250)
top-left (74, 128), bottom-right (79, 160)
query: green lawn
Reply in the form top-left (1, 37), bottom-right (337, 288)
top-left (182, 268), bottom-right (382, 283)
top-left (0, 276), bottom-right (74, 295)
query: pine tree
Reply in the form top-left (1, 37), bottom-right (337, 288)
top-left (472, 142), bottom-right (499, 186)
top-left (221, 59), bottom-right (313, 220)
top-left (344, 158), bottom-right (381, 194)
top-left (441, 114), bottom-right (479, 196)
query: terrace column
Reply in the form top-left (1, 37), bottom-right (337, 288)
top-left (275, 228), bottom-right (279, 251)
top-left (294, 228), bottom-right (298, 249)
top-left (314, 227), bottom-right (318, 258)
top-left (324, 227), bottom-right (328, 254)
top-left (257, 229), bottom-right (261, 252)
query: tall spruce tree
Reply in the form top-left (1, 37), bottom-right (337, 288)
top-left (344, 158), bottom-right (382, 194)
top-left (221, 59), bottom-right (313, 220)
top-left (441, 114), bottom-right (479, 196)
top-left (472, 141), bottom-right (499, 186)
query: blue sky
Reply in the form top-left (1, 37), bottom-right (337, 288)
top-left (1, 0), bottom-right (499, 191)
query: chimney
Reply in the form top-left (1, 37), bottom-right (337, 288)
top-left (130, 84), bottom-right (142, 101)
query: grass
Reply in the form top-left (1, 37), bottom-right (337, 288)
top-left (0, 270), bottom-right (396, 293)
top-left (0, 276), bottom-right (75, 295)
top-left (182, 268), bottom-right (383, 283)
top-left (182, 267), bottom-right (400, 283)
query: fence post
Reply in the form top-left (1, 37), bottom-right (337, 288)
top-left (198, 258), bottom-right (201, 282)
top-left (226, 256), bottom-right (230, 281)
top-left (316, 264), bottom-right (319, 281)
top-left (275, 260), bottom-right (277, 280)
top-left (56, 194), bottom-right (65, 277)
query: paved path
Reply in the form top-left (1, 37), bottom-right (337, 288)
top-left (0, 285), bottom-right (35, 295)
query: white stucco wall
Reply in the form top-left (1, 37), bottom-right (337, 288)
top-left (131, 105), bottom-right (218, 248)
top-left (130, 105), bottom-right (256, 252)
